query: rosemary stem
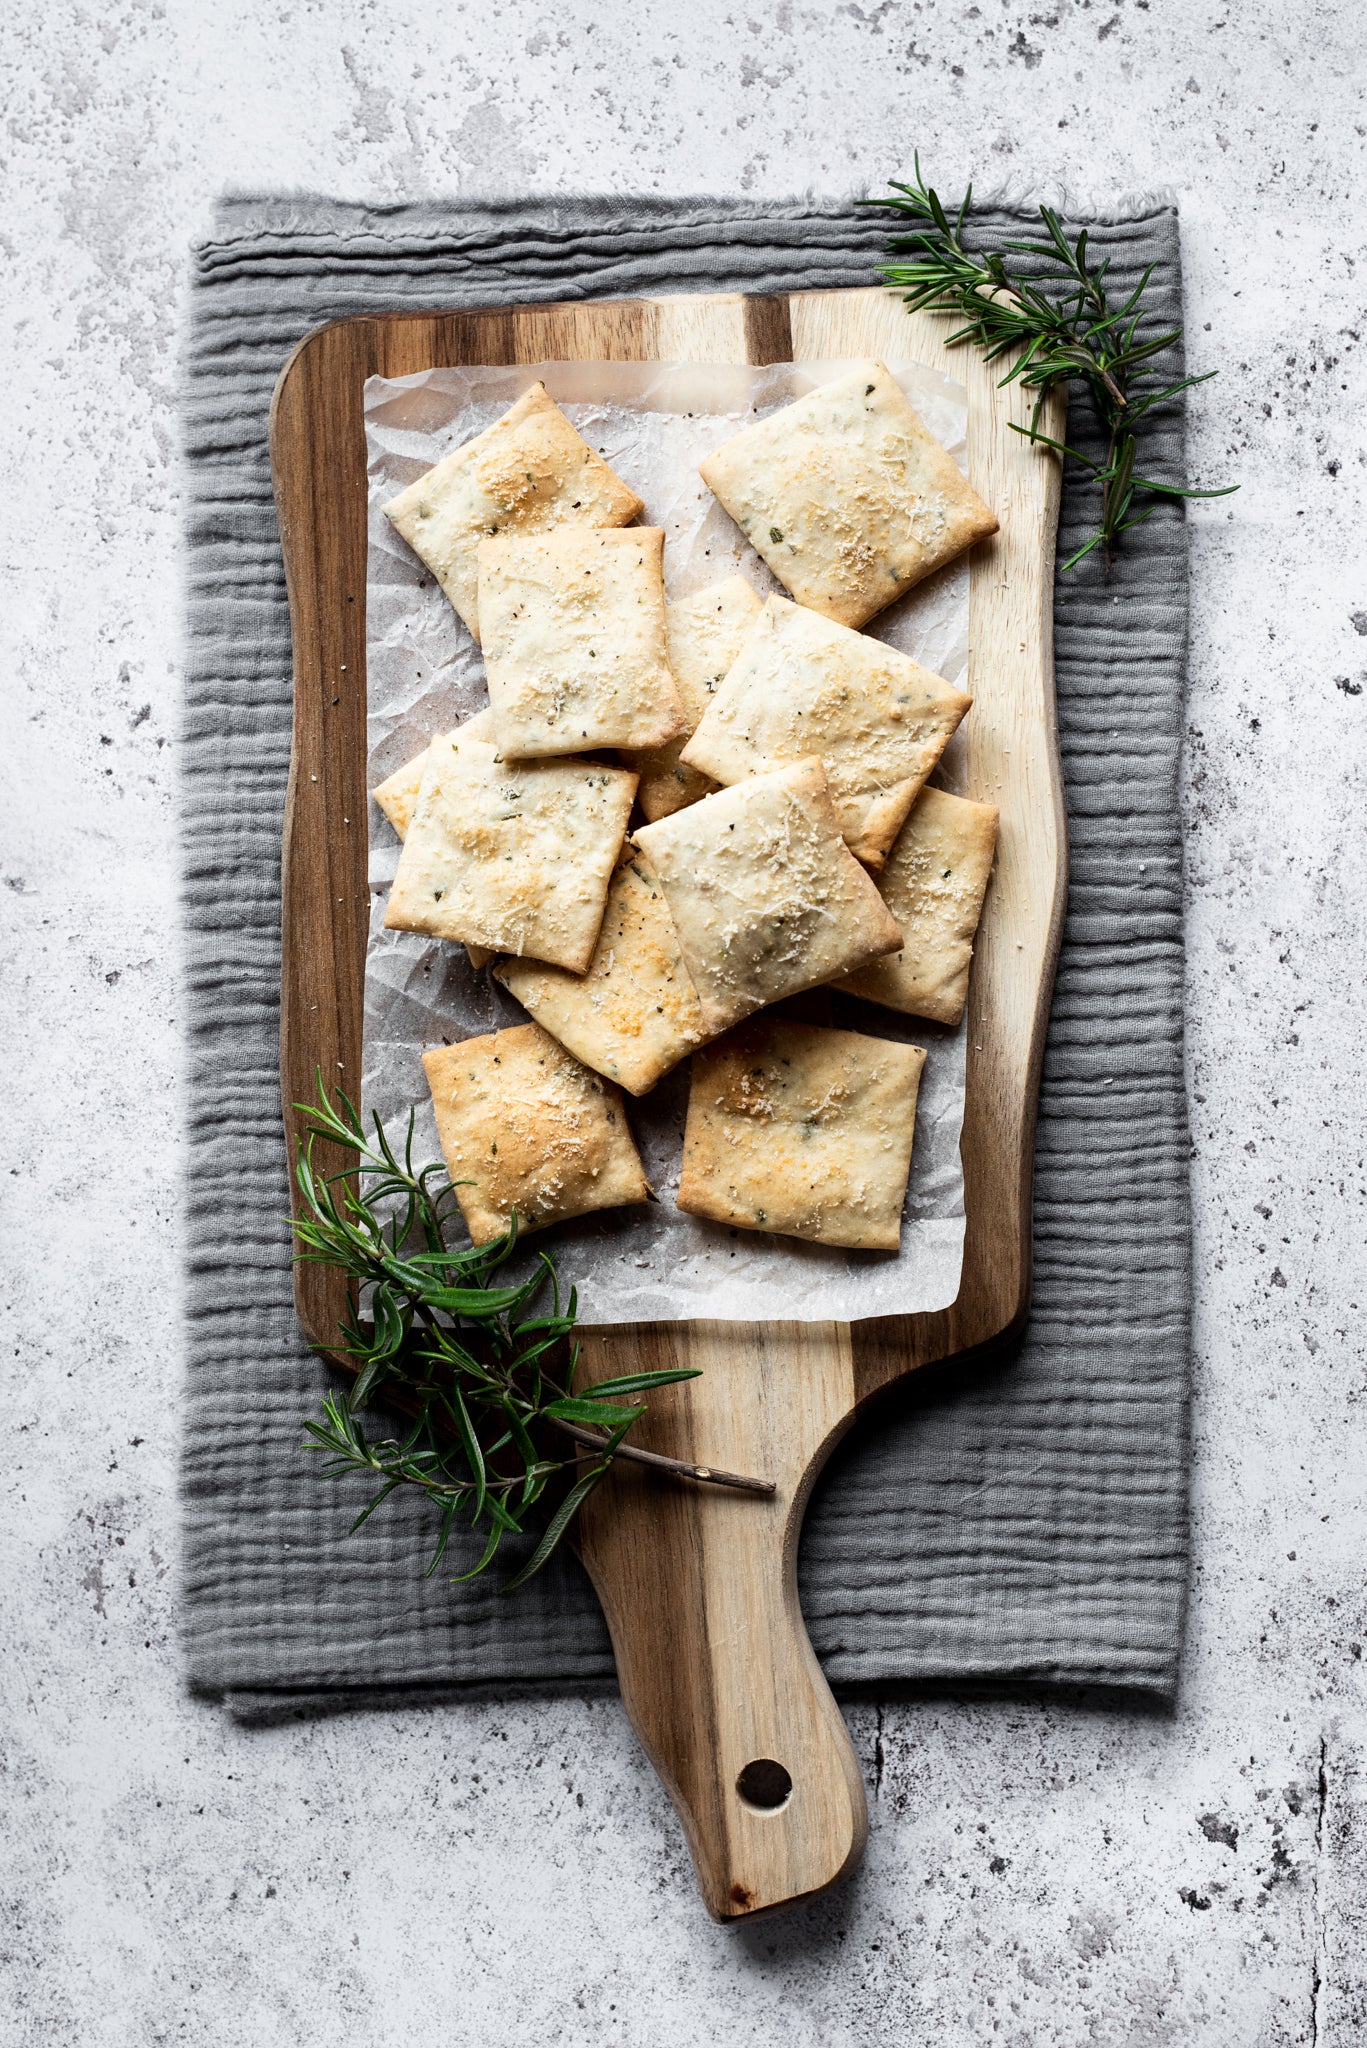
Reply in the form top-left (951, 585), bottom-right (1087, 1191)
top-left (546, 1417), bottom-right (774, 1495)
top-left (404, 1297), bottom-right (769, 1491)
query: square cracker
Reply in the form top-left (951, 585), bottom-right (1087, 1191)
top-left (423, 1023), bottom-right (649, 1246)
top-left (677, 1018), bottom-right (926, 1250)
top-left (494, 849), bottom-right (710, 1096)
top-left (698, 359), bottom-right (998, 630)
top-left (478, 526), bottom-right (686, 757)
top-left (680, 595), bottom-right (971, 869)
top-left (632, 757), bottom-right (903, 1035)
top-left (623, 576), bottom-right (764, 823)
top-left (372, 712), bottom-right (498, 968)
top-left (837, 785), bottom-right (999, 1027)
top-left (384, 720), bottom-right (636, 973)
top-left (382, 381), bottom-right (643, 644)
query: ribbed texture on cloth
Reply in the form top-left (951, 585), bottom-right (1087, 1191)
top-left (181, 194), bottom-right (1190, 1717)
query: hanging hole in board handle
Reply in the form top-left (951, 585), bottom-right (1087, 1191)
top-left (736, 1758), bottom-right (793, 1813)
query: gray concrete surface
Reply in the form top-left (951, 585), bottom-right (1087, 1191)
top-left (2, 1), bottom-right (1365, 2041)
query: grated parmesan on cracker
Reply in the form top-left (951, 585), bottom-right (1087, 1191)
top-left (698, 360), bottom-right (998, 629)
top-left (384, 718), bottom-right (636, 973)
top-left (677, 1018), bottom-right (926, 1249)
top-left (632, 757), bottom-right (903, 1034)
top-left (478, 526), bottom-right (686, 758)
top-left (382, 381), bottom-right (642, 644)
top-left (423, 1023), bottom-right (650, 1245)
top-left (494, 850), bottom-right (710, 1095)
top-left (681, 595), bottom-right (971, 869)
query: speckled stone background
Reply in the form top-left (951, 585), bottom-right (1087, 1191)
top-left (2, 2), bottom-right (1364, 2042)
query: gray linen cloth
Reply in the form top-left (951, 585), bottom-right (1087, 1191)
top-left (182, 196), bottom-right (1190, 1718)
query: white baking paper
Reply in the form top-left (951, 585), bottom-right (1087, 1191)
top-left (362, 359), bottom-right (971, 1324)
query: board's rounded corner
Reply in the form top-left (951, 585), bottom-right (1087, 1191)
top-left (980, 1288), bottom-right (1032, 1361)
top-left (268, 310), bottom-right (383, 461)
top-left (960, 1253), bottom-right (1035, 1364)
top-left (275, 308), bottom-right (365, 382)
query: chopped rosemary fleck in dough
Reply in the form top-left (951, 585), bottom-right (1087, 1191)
top-left (384, 718), bottom-right (636, 973)
top-left (632, 757), bottom-right (903, 1034)
top-left (382, 381), bottom-right (642, 644)
top-left (494, 850), bottom-right (710, 1095)
top-left (423, 1023), bottom-right (650, 1245)
top-left (478, 526), bottom-right (686, 757)
top-left (681, 595), bottom-right (971, 869)
top-left (622, 575), bottom-right (764, 823)
top-left (677, 1018), bottom-right (926, 1249)
top-left (836, 784), bottom-right (999, 1025)
top-left (698, 359), bottom-right (998, 629)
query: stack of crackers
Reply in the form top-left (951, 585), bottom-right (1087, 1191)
top-left (376, 368), bottom-right (1000, 1254)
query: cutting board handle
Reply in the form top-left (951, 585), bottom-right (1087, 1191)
top-left (575, 1323), bottom-right (868, 1920)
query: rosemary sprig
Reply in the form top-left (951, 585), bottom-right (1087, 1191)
top-left (291, 1079), bottom-right (763, 1592)
top-left (863, 160), bottom-right (1236, 570)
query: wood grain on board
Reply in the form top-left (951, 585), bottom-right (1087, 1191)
top-left (271, 286), bottom-right (1065, 1922)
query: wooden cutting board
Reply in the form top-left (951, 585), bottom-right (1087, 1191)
top-left (271, 286), bottom-right (1066, 1922)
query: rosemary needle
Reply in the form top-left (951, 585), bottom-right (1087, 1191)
top-left (861, 159), bottom-right (1236, 571)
